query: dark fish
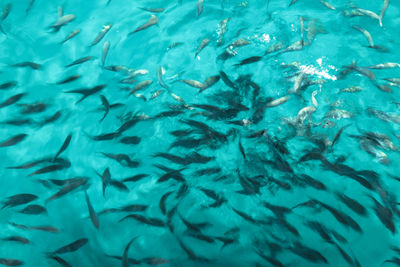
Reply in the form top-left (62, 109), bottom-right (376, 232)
top-left (219, 71), bottom-right (236, 89)
top-left (51, 238), bottom-right (88, 255)
top-left (138, 7), bottom-right (165, 13)
top-left (40, 110), bottom-right (62, 126)
top-left (100, 152), bottom-right (139, 168)
top-left (369, 195), bottom-right (395, 234)
top-left (86, 131), bottom-right (120, 141)
top-left (0, 93), bottom-right (26, 108)
top-left (99, 95), bottom-right (109, 122)
top-left (159, 191), bottom-right (173, 215)
top-left (110, 179), bottom-right (129, 192)
top-left (11, 62), bottom-right (41, 69)
top-left (101, 168), bottom-right (111, 197)
top-left (331, 125), bottom-right (350, 147)
top-left (65, 84), bottom-right (106, 103)
top-left (0, 81), bottom-right (17, 90)
top-left (54, 133), bottom-right (72, 160)
top-left (140, 257), bottom-right (170, 265)
top-left (2, 236), bottom-right (30, 244)
top-left (122, 174), bottom-right (148, 183)
top-left (28, 163), bottom-right (70, 176)
top-left (0, 258), bottom-right (23, 266)
top-left (65, 56), bottom-right (93, 68)
top-left (9, 222), bottom-right (59, 233)
top-left (18, 102), bottom-right (46, 114)
top-left (234, 56), bottom-right (263, 66)
top-left (199, 75), bottom-right (220, 93)
top-left (238, 138), bottom-right (246, 159)
top-left (119, 136), bottom-right (141, 145)
top-left (48, 255), bottom-right (72, 267)
top-left (319, 202), bottom-right (362, 233)
top-left (122, 237), bottom-right (138, 267)
top-left (56, 74), bottom-right (81, 85)
top-left (335, 192), bottom-right (367, 216)
top-left (18, 204), bottom-right (47, 215)
top-left (0, 134), bottom-right (27, 147)
top-left (85, 191), bottom-right (99, 229)
top-left (2, 193), bottom-right (38, 209)
top-left (47, 177), bottom-right (89, 202)
top-left (120, 214), bottom-right (165, 227)
top-left (90, 23), bottom-right (112, 46)
top-left (290, 241), bottom-right (328, 264)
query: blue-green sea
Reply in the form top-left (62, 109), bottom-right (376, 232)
top-left (0, 0), bottom-right (400, 266)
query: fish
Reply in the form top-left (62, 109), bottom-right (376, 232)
top-left (54, 133), bottom-right (72, 160)
top-left (119, 214), bottom-right (165, 227)
top-left (90, 23), bottom-right (112, 46)
top-left (0, 259), bottom-right (23, 266)
top-left (138, 7), bottom-right (165, 13)
top-left (47, 177), bottom-right (89, 202)
top-left (47, 255), bottom-right (72, 267)
top-left (0, 134), bottom-right (27, 147)
top-left (199, 75), bottom-right (220, 93)
top-left (26, 0), bottom-right (34, 13)
top-left (50, 238), bottom-right (88, 255)
top-left (2, 236), bottom-right (30, 244)
top-left (56, 74), bottom-right (81, 85)
top-left (122, 237), bottom-right (138, 267)
top-left (368, 195), bottom-right (395, 234)
top-left (2, 193), bottom-right (38, 209)
top-left (18, 204), bottom-right (47, 215)
top-left (197, 0), bottom-right (204, 16)
top-left (289, 0), bottom-right (298, 6)
top-left (217, 18), bottom-right (230, 46)
top-left (320, 0), bottom-right (335, 10)
top-left (234, 56), bottom-right (263, 66)
top-left (1, 3), bottom-right (12, 21)
top-left (265, 96), bottom-right (290, 108)
top-left (101, 168), bottom-right (111, 197)
top-left (367, 62), bottom-right (400, 69)
top-left (0, 81), bottom-right (17, 90)
top-left (122, 174), bottom-right (148, 183)
top-left (335, 192), bottom-right (367, 216)
top-left (290, 241), bottom-right (328, 264)
top-left (65, 84), bottom-right (106, 103)
top-left (352, 25), bottom-right (374, 47)
top-left (84, 191), bottom-right (99, 229)
top-left (101, 41), bottom-right (110, 67)
top-left (50, 14), bottom-right (75, 32)
top-left (355, 8), bottom-right (380, 24)
top-left (119, 136), bottom-right (141, 145)
top-left (28, 162), bottom-right (70, 176)
top-left (331, 125), bottom-right (349, 147)
top-left (195, 38), bottom-right (210, 58)
top-left (130, 80), bottom-right (153, 94)
top-left (61, 29), bottom-right (80, 43)
top-left (65, 56), bottom-right (93, 68)
top-left (379, 0), bottom-right (390, 27)
top-left (181, 79), bottom-right (204, 89)
top-left (99, 95), bottom-right (109, 122)
top-left (159, 191), bottom-right (173, 215)
top-left (157, 67), bottom-right (168, 89)
top-left (129, 15), bottom-right (158, 35)
top-left (11, 62), bottom-right (41, 69)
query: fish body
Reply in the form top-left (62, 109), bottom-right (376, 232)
top-left (102, 41), bottom-right (110, 67)
top-left (90, 23), bottom-right (112, 46)
top-left (129, 15), bottom-right (158, 34)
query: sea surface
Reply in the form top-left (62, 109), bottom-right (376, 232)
top-left (0, 0), bottom-right (399, 266)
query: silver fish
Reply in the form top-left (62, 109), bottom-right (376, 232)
top-left (90, 23), bottom-right (112, 46)
top-left (102, 41), bottom-right (110, 67)
top-left (129, 15), bottom-right (158, 35)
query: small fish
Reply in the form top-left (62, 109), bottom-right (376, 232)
top-left (47, 255), bottom-right (72, 267)
top-left (61, 29), bottom-right (80, 43)
top-left (18, 204), bottom-right (47, 215)
top-left (379, 0), bottom-right (390, 27)
top-left (11, 62), bottom-right (41, 70)
top-left (0, 258), bottom-right (23, 266)
top-left (65, 56), bottom-right (93, 68)
top-left (54, 133), bottom-right (72, 160)
top-left (47, 177), bottom-right (89, 202)
top-left (130, 80), bottom-right (152, 94)
top-left (138, 7), bottom-right (165, 13)
top-left (2, 193), bottom-right (38, 209)
top-left (56, 74), bottom-right (81, 85)
top-left (90, 23), bottom-right (112, 46)
top-left (51, 14), bottom-right (75, 32)
top-left (99, 95), bottom-right (109, 122)
top-left (84, 191), bottom-right (99, 229)
top-left (129, 15), bottom-right (158, 35)
top-left (197, 0), bottom-right (204, 16)
top-left (119, 136), bottom-right (141, 145)
top-left (122, 237), bottom-right (138, 267)
top-left (352, 25), bottom-right (375, 47)
top-left (51, 238), bottom-right (88, 255)
top-left (356, 8), bottom-right (380, 24)
top-left (217, 18), bottom-right (230, 46)
top-left (234, 56), bottom-right (263, 66)
top-left (26, 0), bottom-right (34, 13)
top-left (195, 38), bottom-right (210, 58)
top-left (367, 62), bottom-right (400, 69)
top-left (28, 163), bottom-right (70, 176)
top-left (101, 168), bottom-right (111, 197)
top-left (289, 0), bottom-right (298, 6)
top-left (101, 41), bottom-right (110, 67)
top-left (331, 125), bottom-right (349, 147)
top-left (159, 191), bottom-right (173, 215)
top-left (0, 134), bottom-right (27, 147)
top-left (199, 75), bottom-right (220, 93)
top-left (2, 236), bottom-right (30, 244)
top-left (320, 0), bottom-right (335, 10)
top-left (265, 96), bottom-right (290, 108)
top-left (65, 84), bottom-right (106, 103)
top-left (181, 79), bottom-right (204, 89)
top-left (1, 3), bottom-right (12, 21)
top-left (0, 81), bottom-right (17, 90)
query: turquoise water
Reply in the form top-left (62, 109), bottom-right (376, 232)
top-left (0, 0), bottom-right (400, 266)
